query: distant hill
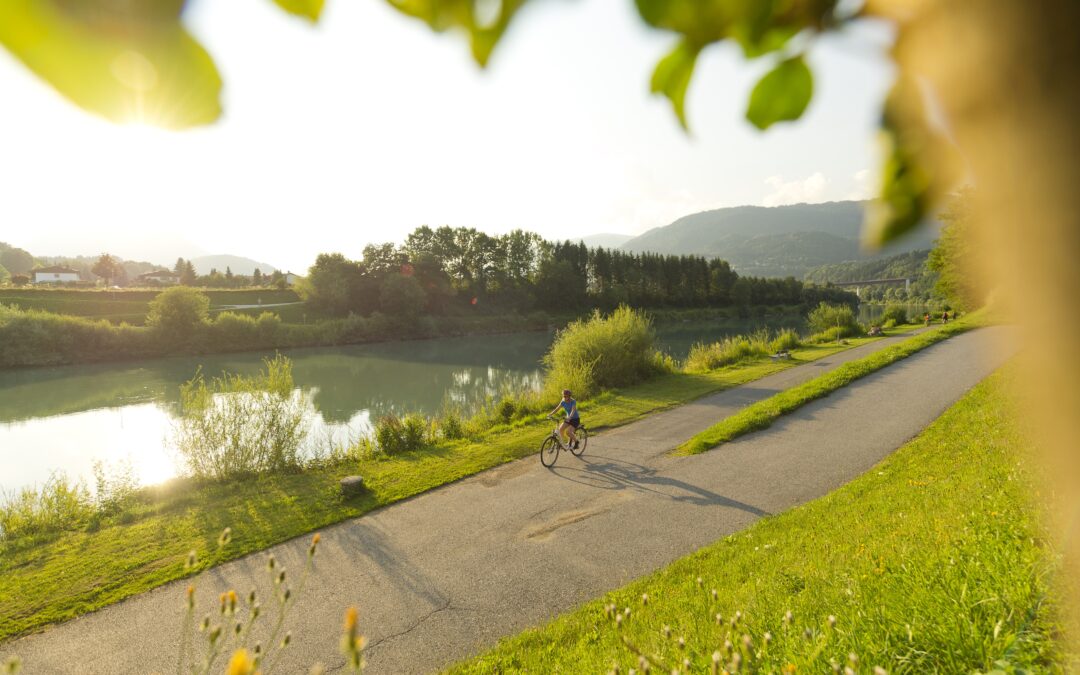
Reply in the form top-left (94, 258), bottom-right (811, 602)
top-left (803, 249), bottom-right (937, 301)
top-left (578, 233), bottom-right (633, 249)
top-left (620, 201), bottom-right (940, 278)
top-left (191, 255), bottom-right (278, 276)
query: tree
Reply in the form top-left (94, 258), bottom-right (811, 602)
top-left (180, 261), bottom-right (197, 286)
top-left (301, 253), bottom-right (366, 316)
top-left (146, 287), bottom-right (209, 345)
top-left (91, 253), bottom-right (122, 287)
top-left (252, 268), bottom-right (263, 285)
top-left (379, 273), bottom-right (426, 320)
top-left (0, 243), bottom-right (35, 275)
top-left (0, 262), bottom-right (9, 284)
top-left (173, 257), bottom-right (186, 276)
top-left (927, 191), bottom-right (980, 311)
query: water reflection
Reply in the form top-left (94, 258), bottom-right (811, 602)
top-left (1, 317), bottom-right (809, 493)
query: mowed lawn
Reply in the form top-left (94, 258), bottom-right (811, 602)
top-left (452, 368), bottom-right (1065, 674)
top-left (0, 288), bottom-right (301, 324)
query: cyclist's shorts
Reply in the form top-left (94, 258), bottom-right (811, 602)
top-left (566, 418), bottom-right (581, 429)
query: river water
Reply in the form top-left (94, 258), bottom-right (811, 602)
top-left (0, 316), bottom-right (805, 493)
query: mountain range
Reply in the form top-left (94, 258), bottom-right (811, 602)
top-left (616, 201), bottom-right (940, 278)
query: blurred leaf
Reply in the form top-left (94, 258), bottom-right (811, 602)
top-left (0, 0), bottom-right (221, 129)
top-left (865, 118), bottom-right (932, 246)
top-left (746, 55), bottom-right (813, 130)
top-left (650, 41), bottom-right (700, 130)
top-left (272, 0), bottom-right (325, 22)
top-left (386, 0), bottom-right (530, 66)
top-left (864, 77), bottom-right (960, 247)
top-left (634, 0), bottom-right (732, 44)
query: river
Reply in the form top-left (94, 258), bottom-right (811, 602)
top-left (0, 316), bottom-right (806, 494)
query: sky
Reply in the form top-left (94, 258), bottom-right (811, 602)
top-left (0, 0), bottom-right (895, 273)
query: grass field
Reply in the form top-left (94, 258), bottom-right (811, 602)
top-left (679, 314), bottom-right (984, 455)
top-left (0, 288), bottom-right (301, 324)
top-left (0, 338), bottom-right (882, 641)
top-left (453, 369), bottom-right (1066, 673)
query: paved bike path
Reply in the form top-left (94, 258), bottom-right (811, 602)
top-left (0, 327), bottom-right (1015, 673)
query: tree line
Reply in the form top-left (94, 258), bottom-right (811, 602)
top-left (300, 225), bottom-right (856, 318)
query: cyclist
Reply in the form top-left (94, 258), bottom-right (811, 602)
top-left (548, 389), bottom-right (581, 450)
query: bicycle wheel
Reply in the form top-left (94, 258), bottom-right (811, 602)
top-left (539, 436), bottom-right (560, 467)
top-left (570, 425), bottom-right (588, 456)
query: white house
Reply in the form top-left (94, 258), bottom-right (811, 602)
top-left (31, 266), bottom-right (80, 284)
top-left (284, 271), bottom-right (301, 286)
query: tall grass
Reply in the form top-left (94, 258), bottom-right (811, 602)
top-left (543, 305), bottom-right (670, 399)
top-left (172, 354), bottom-right (312, 480)
top-left (806, 301), bottom-right (862, 341)
top-left (684, 328), bottom-right (803, 372)
top-left (0, 473), bottom-right (93, 542)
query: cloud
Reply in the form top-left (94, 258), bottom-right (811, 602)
top-left (761, 172), bottom-right (829, 207)
top-left (846, 169), bottom-right (874, 200)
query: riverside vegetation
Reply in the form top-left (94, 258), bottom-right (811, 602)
top-left (0, 225), bottom-right (856, 368)
top-left (0, 305), bottom-right (951, 640)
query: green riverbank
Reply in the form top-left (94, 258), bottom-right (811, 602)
top-left (0, 334), bottom-right (879, 641)
top-left (452, 368), bottom-right (1065, 673)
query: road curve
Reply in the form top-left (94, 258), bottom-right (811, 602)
top-left (0, 327), bottom-right (1016, 674)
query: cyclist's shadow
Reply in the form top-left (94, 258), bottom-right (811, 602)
top-left (550, 454), bottom-right (768, 516)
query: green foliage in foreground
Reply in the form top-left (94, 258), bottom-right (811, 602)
top-left (453, 370), bottom-right (1064, 673)
top-left (679, 315), bottom-right (983, 455)
top-left (0, 340), bottom-right (869, 640)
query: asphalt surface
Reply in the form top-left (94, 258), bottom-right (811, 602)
top-left (0, 327), bottom-right (1015, 674)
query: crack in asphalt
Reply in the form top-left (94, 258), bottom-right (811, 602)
top-left (363, 597), bottom-right (453, 653)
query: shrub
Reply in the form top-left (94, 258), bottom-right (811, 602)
top-left (171, 355), bottom-right (312, 480)
top-left (497, 399), bottom-right (516, 423)
top-left (210, 311), bottom-right (258, 349)
top-left (684, 330), bottom-right (770, 371)
top-left (768, 328), bottom-right (802, 353)
top-left (91, 459), bottom-right (139, 517)
top-left (146, 287), bottom-right (210, 344)
top-left (807, 302), bottom-right (861, 339)
top-left (0, 473), bottom-right (94, 542)
top-left (542, 305), bottom-right (662, 399)
top-left (401, 414), bottom-right (427, 449)
top-left (439, 409), bottom-right (465, 440)
top-left (374, 413), bottom-right (429, 454)
top-left (880, 304), bottom-right (910, 326)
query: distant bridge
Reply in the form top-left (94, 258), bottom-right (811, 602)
top-left (830, 277), bottom-right (910, 298)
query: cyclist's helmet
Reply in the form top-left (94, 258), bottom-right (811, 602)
top-left (562, 389), bottom-right (572, 397)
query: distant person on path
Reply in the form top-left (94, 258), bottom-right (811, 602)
top-left (942, 310), bottom-right (949, 323)
top-left (548, 389), bottom-right (581, 450)
top-left (925, 312), bottom-right (931, 327)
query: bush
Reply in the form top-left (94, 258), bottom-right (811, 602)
top-left (146, 287), bottom-right (210, 339)
top-left (543, 305), bottom-right (662, 399)
top-left (0, 473), bottom-right (94, 542)
top-left (807, 302), bottom-right (861, 339)
top-left (880, 304), bottom-right (910, 326)
top-left (374, 413), bottom-right (429, 454)
top-left (439, 409), bottom-right (465, 440)
top-left (91, 459), bottom-right (139, 517)
top-left (171, 355), bottom-right (312, 480)
top-left (768, 328), bottom-right (802, 353)
top-left (497, 399), bottom-right (516, 423)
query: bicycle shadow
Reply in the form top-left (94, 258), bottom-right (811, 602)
top-left (549, 454), bottom-right (769, 517)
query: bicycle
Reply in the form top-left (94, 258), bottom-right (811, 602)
top-left (540, 416), bottom-right (588, 467)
